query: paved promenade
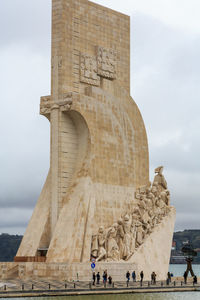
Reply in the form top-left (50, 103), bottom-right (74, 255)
top-left (0, 278), bottom-right (199, 297)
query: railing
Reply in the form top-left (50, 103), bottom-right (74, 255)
top-left (0, 279), bottom-right (199, 294)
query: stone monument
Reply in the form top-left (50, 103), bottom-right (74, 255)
top-left (1, 0), bottom-right (175, 281)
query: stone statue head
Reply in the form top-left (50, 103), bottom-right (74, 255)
top-left (124, 214), bottom-right (130, 221)
top-left (154, 166), bottom-right (163, 174)
top-left (132, 208), bottom-right (140, 215)
top-left (151, 185), bottom-right (158, 196)
top-left (117, 218), bottom-right (123, 225)
top-left (113, 223), bottom-right (118, 229)
top-left (140, 194), bottom-right (146, 201)
top-left (98, 226), bottom-right (104, 233)
top-left (160, 191), bottom-right (166, 200)
top-left (146, 187), bottom-right (151, 194)
top-left (166, 190), bottom-right (170, 196)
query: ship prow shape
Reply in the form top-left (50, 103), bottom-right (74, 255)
top-left (91, 167), bottom-right (176, 280)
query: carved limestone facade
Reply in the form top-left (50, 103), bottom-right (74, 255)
top-left (97, 46), bottom-right (117, 79)
top-left (40, 93), bottom-right (73, 116)
top-left (80, 46), bottom-right (117, 86)
top-left (80, 54), bottom-right (100, 86)
top-left (91, 166), bottom-right (172, 262)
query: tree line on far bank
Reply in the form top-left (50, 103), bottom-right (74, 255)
top-left (0, 233), bottom-right (22, 261)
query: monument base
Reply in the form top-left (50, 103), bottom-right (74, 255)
top-left (0, 208), bottom-right (175, 281)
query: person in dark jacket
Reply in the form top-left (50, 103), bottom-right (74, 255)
top-left (96, 272), bottom-right (100, 284)
top-left (103, 270), bottom-right (107, 283)
top-left (132, 270), bottom-right (136, 282)
top-left (167, 272), bottom-right (171, 283)
top-left (140, 271), bottom-right (144, 283)
top-left (126, 271), bottom-right (130, 282)
top-left (92, 272), bottom-right (96, 285)
top-left (108, 275), bottom-right (112, 285)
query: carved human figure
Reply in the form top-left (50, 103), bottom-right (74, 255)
top-left (135, 221), bottom-right (144, 247)
top-left (158, 195), bottom-right (166, 217)
top-left (132, 207), bottom-right (141, 220)
top-left (150, 184), bottom-right (161, 224)
top-left (146, 187), bottom-right (154, 205)
top-left (154, 197), bottom-right (164, 221)
top-left (160, 191), bottom-right (170, 214)
top-left (95, 226), bottom-right (107, 262)
top-left (138, 195), bottom-right (150, 226)
top-left (153, 166), bottom-right (167, 193)
top-left (116, 218), bottom-right (125, 259)
top-left (151, 184), bottom-right (159, 202)
top-left (122, 214), bottom-right (134, 260)
top-left (165, 190), bottom-right (170, 206)
top-left (130, 219), bottom-right (136, 250)
top-left (145, 189), bottom-right (154, 218)
top-left (106, 225), bottom-right (120, 261)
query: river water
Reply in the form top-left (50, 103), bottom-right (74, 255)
top-left (1, 293), bottom-right (200, 300)
top-left (169, 264), bottom-right (200, 277)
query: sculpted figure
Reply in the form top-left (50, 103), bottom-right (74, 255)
top-left (158, 195), bottom-right (166, 217)
top-left (95, 226), bottom-right (107, 262)
top-left (151, 184), bottom-right (158, 204)
top-left (130, 219), bottom-right (136, 250)
top-left (122, 214), bottom-right (134, 260)
top-left (146, 187), bottom-right (154, 205)
top-left (145, 188), bottom-right (154, 218)
top-left (132, 207), bottom-right (141, 221)
top-left (138, 195), bottom-right (149, 225)
top-left (160, 191), bottom-right (170, 214)
top-left (154, 197), bottom-right (164, 221)
top-left (91, 234), bottom-right (99, 258)
top-left (116, 218), bottom-right (125, 259)
top-left (135, 220), bottom-right (144, 247)
top-left (150, 184), bottom-right (162, 223)
top-left (153, 166), bottom-right (167, 193)
top-left (91, 234), bottom-right (98, 258)
top-left (106, 224), bottom-right (120, 261)
top-left (165, 190), bottom-right (170, 206)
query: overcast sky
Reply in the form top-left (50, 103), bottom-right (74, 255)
top-left (0, 0), bottom-right (200, 235)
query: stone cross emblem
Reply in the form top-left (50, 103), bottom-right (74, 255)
top-left (80, 46), bottom-right (117, 86)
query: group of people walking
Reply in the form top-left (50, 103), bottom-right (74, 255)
top-left (92, 270), bottom-right (154, 284)
top-left (126, 270), bottom-right (143, 283)
top-left (92, 270), bottom-right (198, 285)
top-left (92, 270), bottom-right (112, 285)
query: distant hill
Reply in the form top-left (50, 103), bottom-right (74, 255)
top-left (173, 229), bottom-right (200, 251)
top-left (0, 233), bottom-right (22, 262)
top-left (171, 229), bottom-right (200, 264)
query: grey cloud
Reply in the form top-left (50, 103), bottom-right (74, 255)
top-left (131, 12), bottom-right (200, 231)
top-left (0, 208), bottom-right (32, 231)
top-left (175, 212), bottom-right (200, 231)
top-left (0, 3), bottom-right (200, 234)
top-left (0, 0), bottom-right (51, 53)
